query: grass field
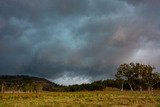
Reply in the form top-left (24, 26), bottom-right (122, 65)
top-left (0, 90), bottom-right (160, 107)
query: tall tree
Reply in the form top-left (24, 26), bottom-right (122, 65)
top-left (115, 63), bottom-right (134, 91)
top-left (115, 63), bottom-right (160, 91)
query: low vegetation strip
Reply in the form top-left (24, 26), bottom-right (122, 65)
top-left (0, 91), bottom-right (160, 107)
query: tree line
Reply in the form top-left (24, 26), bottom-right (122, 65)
top-left (0, 63), bottom-right (160, 93)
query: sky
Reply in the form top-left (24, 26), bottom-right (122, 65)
top-left (0, 0), bottom-right (160, 85)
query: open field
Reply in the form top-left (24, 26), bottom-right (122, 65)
top-left (0, 90), bottom-right (160, 107)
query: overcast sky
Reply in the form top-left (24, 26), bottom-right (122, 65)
top-left (0, 0), bottom-right (160, 85)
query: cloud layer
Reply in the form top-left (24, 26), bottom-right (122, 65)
top-left (0, 0), bottom-right (160, 84)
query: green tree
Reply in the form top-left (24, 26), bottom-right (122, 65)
top-left (115, 63), bottom-right (160, 91)
top-left (115, 63), bottom-right (134, 91)
top-left (144, 71), bottom-right (160, 92)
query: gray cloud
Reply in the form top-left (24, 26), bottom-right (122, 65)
top-left (0, 0), bottom-right (160, 84)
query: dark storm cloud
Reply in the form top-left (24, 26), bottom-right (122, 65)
top-left (0, 0), bottom-right (160, 84)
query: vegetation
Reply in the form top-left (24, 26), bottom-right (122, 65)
top-left (115, 63), bottom-right (160, 91)
top-left (0, 63), bottom-right (160, 93)
top-left (0, 62), bottom-right (160, 106)
top-left (0, 76), bottom-right (119, 92)
top-left (0, 75), bottom-right (62, 93)
top-left (0, 90), bottom-right (160, 107)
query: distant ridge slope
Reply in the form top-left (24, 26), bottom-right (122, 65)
top-left (0, 75), bottom-right (61, 92)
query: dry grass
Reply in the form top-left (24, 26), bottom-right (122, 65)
top-left (0, 90), bottom-right (160, 107)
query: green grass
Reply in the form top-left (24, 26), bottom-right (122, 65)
top-left (0, 90), bottom-right (160, 107)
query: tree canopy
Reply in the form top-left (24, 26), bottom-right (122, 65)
top-left (115, 63), bottom-right (160, 91)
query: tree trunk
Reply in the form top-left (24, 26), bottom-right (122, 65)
top-left (148, 86), bottom-right (153, 93)
top-left (148, 87), bottom-right (150, 92)
top-left (1, 83), bottom-right (4, 93)
top-left (151, 87), bottom-right (153, 91)
top-left (129, 84), bottom-right (133, 91)
top-left (139, 86), bottom-right (142, 91)
top-left (121, 82), bottom-right (124, 91)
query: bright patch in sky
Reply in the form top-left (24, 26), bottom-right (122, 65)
top-left (53, 72), bottom-right (91, 85)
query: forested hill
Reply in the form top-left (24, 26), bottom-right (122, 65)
top-left (0, 75), bottom-right (61, 92)
top-left (0, 75), bottom-right (119, 92)
top-left (1, 74), bottom-right (160, 93)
